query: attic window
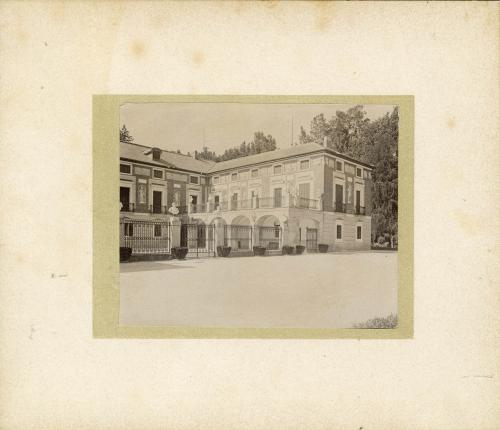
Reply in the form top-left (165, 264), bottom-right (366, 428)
top-left (152, 148), bottom-right (161, 160)
top-left (120, 163), bottom-right (131, 174)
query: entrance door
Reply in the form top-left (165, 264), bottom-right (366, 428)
top-left (335, 184), bottom-right (344, 212)
top-left (274, 188), bottom-right (282, 207)
top-left (153, 190), bottom-right (162, 213)
top-left (120, 187), bottom-right (130, 211)
top-left (355, 190), bottom-right (361, 214)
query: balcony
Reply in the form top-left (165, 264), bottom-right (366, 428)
top-left (191, 196), bottom-right (320, 214)
top-left (355, 206), bottom-right (366, 215)
top-left (120, 202), bottom-right (135, 212)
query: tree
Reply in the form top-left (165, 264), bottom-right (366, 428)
top-left (299, 105), bottom-right (399, 241)
top-left (120, 125), bottom-right (135, 143)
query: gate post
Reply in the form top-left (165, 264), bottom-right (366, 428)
top-left (169, 217), bottom-right (181, 249)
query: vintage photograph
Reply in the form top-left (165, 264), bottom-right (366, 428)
top-left (118, 102), bottom-right (399, 329)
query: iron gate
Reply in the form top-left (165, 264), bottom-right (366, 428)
top-left (120, 219), bottom-right (171, 255)
top-left (306, 228), bottom-right (318, 251)
top-left (224, 225), bottom-right (252, 251)
top-left (180, 223), bottom-right (216, 257)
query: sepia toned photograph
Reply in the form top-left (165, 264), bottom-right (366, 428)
top-left (118, 101), bottom-right (400, 329)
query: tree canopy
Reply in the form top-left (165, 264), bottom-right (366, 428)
top-left (119, 125), bottom-right (135, 144)
top-left (299, 105), bottom-right (399, 240)
top-left (194, 132), bottom-right (277, 162)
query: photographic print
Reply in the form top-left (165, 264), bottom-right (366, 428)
top-left (115, 99), bottom-right (404, 331)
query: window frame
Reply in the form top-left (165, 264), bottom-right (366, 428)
top-left (153, 169), bottom-right (164, 179)
top-left (335, 221), bottom-right (343, 242)
top-left (356, 223), bottom-right (363, 241)
top-left (336, 161), bottom-right (343, 172)
top-left (299, 159), bottom-right (310, 170)
top-left (251, 169), bottom-right (259, 178)
top-left (356, 167), bottom-right (362, 178)
top-left (231, 172), bottom-right (238, 182)
top-left (120, 162), bottom-right (132, 175)
top-left (190, 175), bottom-right (199, 184)
top-left (213, 176), bottom-right (219, 185)
top-left (273, 164), bottom-right (282, 175)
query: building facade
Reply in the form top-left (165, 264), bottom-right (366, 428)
top-left (119, 141), bottom-right (373, 256)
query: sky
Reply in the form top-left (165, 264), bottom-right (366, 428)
top-left (120, 103), bottom-right (396, 155)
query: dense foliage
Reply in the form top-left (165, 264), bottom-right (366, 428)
top-left (119, 125), bottom-right (135, 144)
top-left (299, 106), bottom-right (399, 240)
top-left (194, 131), bottom-right (277, 162)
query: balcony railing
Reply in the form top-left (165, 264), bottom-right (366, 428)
top-left (355, 206), bottom-right (366, 215)
top-left (191, 196), bottom-right (324, 214)
top-left (120, 202), bottom-right (135, 212)
top-left (149, 205), bottom-right (168, 214)
top-left (293, 197), bottom-right (319, 210)
top-left (334, 202), bottom-right (346, 213)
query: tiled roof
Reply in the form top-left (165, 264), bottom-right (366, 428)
top-left (206, 143), bottom-right (327, 173)
top-left (120, 142), bottom-right (215, 173)
top-left (120, 141), bottom-right (373, 174)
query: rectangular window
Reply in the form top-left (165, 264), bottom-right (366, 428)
top-left (336, 161), bottom-right (343, 171)
top-left (120, 163), bottom-right (131, 174)
top-left (154, 224), bottom-right (161, 237)
top-left (357, 225), bottom-right (362, 240)
top-left (190, 176), bottom-right (199, 184)
top-left (356, 168), bottom-right (362, 177)
top-left (273, 165), bottom-right (282, 175)
top-left (213, 176), bottom-right (219, 184)
top-left (336, 224), bottom-right (342, 240)
top-left (231, 173), bottom-right (238, 181)
top-left (251, 169), bottom-right (259, 178)
top-left (300, 159), bottom-right (310, 170)
top-left (153, 169), bottom-right (163, 179)
top-left (274, 224), bottom-right (280, 238)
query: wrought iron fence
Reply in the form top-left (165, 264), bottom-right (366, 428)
top-left (180, 223), bottom-right (216, 256)
top-left (120, 219), bottom-right (171, 254)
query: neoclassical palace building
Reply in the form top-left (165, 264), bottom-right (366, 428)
top-left (119, 141), bottom-right (373, 256)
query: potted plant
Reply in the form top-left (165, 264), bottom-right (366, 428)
top-left (172, 246), bottom-right (188, 260)
top-left (217, 245), bottom-right (232, 257)
top-left (253, 245), bottom-right (266, 256)
top-left (282, 245), bottom-right (294, 255)
top-left (295, 245), bottom-right (305, 255)
top-left (318, 243), bottom-right (329, 253)
top-left (119, 247), bottom-right (132, 262)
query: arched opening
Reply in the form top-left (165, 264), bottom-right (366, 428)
top-left (227, 215), bottom-right (252, 250)
top-left (256, 215), bottom-right (281, 250)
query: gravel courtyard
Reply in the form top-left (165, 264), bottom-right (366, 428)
top-left (120, 252), bottom-right (397, 329)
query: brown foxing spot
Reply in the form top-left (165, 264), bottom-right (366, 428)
top-left (192, 51), bottom-right (205, 66)
top-left (314, 2), bottom-right (335, 32)
top-left (131, 40), bottom-right (146, 58)
top-left (447, 118), bottom-right (456, 129)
